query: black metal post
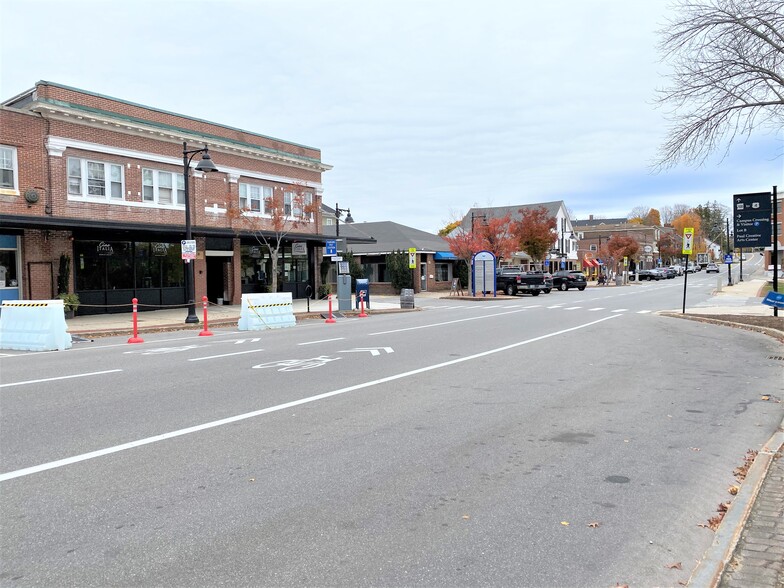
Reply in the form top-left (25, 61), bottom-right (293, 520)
top-left (773, 185), bottom-right (779, 317)
top-left (183, 143), bottom-right (199, 324)
top-left (182, 143), bottom-right (219, 324)
top-left (726, 217), bottom-right (732, 286)
top-left (682, 254), bottom-right (689, 314)
top-left (739, 247), bottom-right (743, 281)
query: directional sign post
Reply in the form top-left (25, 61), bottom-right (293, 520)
top-left (681, 228), bottom-right (694, 314)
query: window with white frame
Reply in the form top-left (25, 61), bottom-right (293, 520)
top-left (142, 168), bottom-right (185, 205)
top-left (292, 191), bottom-right (314, 219)
top-left (286, 190), bottom-right (314, 219)
top-left (68, 157), bottom-right (124, 199)
top-left (0, 146), bottom-right (18, 192)
top-left (590, 244), bottom-right (598, 251)
top-left (239, 183), bottom-right (272, 213)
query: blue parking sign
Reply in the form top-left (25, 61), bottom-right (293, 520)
top-left (326, 240), bottom-right (337, 256)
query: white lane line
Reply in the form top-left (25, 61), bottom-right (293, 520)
top-left (188, 349), bottom-right (266, 362)
top-left (369, 307), bottom-right (529, 336)
top-left (0, 315), bottom-right (622, 483)
top-left (588, 308), bottom-right (605, 311)
top-left (611, 309), bottom-right (628, 313)
top-left (0, 369), bottom-right (123, 389)
top-left (564, 306), bottom-right (582, 310)
top-left (637, 310), bottom-right (652, 314)
top-left (298, 337), bottom-right (346, 346)
top-left (547, 305), bottom-right (564, 309)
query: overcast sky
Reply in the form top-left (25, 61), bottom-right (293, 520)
top-left (1, 0), bottom-right (781, 233)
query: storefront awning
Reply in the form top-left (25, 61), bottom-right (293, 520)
top-left (434, 251), bottom-right (457, 260)
top-left (583, 258), bottom-right (597, 267)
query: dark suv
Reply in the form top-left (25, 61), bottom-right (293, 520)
top-left (551, 270), bottom-right (587, 291)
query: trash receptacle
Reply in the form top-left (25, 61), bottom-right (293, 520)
top-left (355, 279), bottom-right (370, 309)
top-left (400, 288), bottom-right (415, 309)
top-left (615, 275), bottom-right (623, 286)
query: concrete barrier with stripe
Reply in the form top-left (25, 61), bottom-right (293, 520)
top-left (238, 293), bottom-right (296, 331)
top-left (0, 299), bottom-right (73, 351)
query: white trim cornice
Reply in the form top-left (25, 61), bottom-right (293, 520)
top-left (35, 104), bottom-right (332, 173)
top-left (46, 136), bottom-right (323, 190)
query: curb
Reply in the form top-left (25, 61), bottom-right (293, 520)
top-left (688, 420), bottom-right (784, 587)
top-left (658, 312), bottom-right (784, 343)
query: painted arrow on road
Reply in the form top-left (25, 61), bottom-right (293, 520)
top-left (339, 347), bottom-right (394, 356)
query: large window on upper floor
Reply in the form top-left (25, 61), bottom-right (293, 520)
top-left (239, 183), bottom-right (272, 213)
top-left (68, 157), bottom-right (124, 199)
top-left (142, 168), bottom-right (185, 205)
top-left (287, 190), bottom-right (314, 220)
top-left (0, 146), bottom-right (18, 193)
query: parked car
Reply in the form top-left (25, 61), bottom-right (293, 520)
top-left (551, 270), bottom-right (587, 291)
top-left (637, 269), bottom-right (664, 281)
top-left (706, 263), bottom-right (720, 273)
top-left (659, 267), bottom-right (676, 279)
top-left (668, 265), bottom-right (684, 276)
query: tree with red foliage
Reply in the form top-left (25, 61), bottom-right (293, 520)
top-left (227, 182), bottom-right (317, 294)
top-left (511, 207), bottom-right (557, 263)
top-left (606, 235), bottom-right (640, 276)
top-left (445, 213), bottom-right (517, 265)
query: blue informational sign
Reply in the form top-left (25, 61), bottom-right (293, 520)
top-left (544, 259), bottom-right (549, 267)
top-left (560, 261), bottom-right (565, 269)
top-left (724, 254), bottom-right (733, 264)
top-left (326, 240), bottom-right (337, 256)
top-left (762, 291), bottom-right (784, 309)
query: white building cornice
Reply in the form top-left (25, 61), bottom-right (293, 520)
top-left (46, 136), bottom-right (324, 190)
top-left (34, 103), bottom-right (332, 174)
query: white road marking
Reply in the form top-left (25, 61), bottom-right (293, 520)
top-left (0, 315), bottom-right (622, 482)
top-left (611, 309), bottom-right (628, 313)
top-left (637, 310), bottom-right (652, 314)
top-left (298, 337), bottom-right (346, 346)
top-left (547, 305), bottom-right (564, 309)
top-left (588, 308), bottom-right (605, 311)
top-left (564, 306), bottom-right (582, 310)
top-left (0, 369), bottom-right (123, 389)
top-left (188, 349), bottom-right (266, 362)
top-left (369, 307), bottom-right (528, 336)
top-left (339, 347), bottom-right (394, 356)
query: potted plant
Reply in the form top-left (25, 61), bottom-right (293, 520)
top-left (58, 292), bottom-right (80, 318)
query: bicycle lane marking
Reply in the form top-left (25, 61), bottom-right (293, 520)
top-left (0, 314), bottom-right (621, 483)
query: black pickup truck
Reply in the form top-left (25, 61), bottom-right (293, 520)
top-left (495, 269), bottom-right (548, 296)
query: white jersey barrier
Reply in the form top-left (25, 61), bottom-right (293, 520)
top-left (238, 292), bottom-right (296, 331)
top-left (0, 299), bottom-right (73, 351)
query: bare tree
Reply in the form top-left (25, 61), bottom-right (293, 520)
top-left (654, 0), bottom-right (784, 168)
top-left (660, 203), bottom-right (692, 225)
top-left (627, 205), bottom-right (651, 220)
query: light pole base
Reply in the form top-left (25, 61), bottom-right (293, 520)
top-left (185, 305), bottom-right (199, 324)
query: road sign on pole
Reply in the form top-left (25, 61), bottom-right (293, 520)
top-left (408, 248), bottom-right (417, 269)
top-left (181, 239), bottom-right (197, 261)
top-left (682, 228), bottom-right (694, 255)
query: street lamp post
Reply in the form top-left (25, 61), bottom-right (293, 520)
top-left (182, 143), bottom-right (219, 323)
top-left (334, 202), bottom-right (353, 244)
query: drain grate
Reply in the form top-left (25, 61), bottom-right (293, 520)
top-left (768, 356), bottom-right (784, 361)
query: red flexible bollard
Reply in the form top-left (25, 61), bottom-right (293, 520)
top-left (325, 294), bottom-right (336, 324)
top-left (127, 297), bottom-right (144, 344)
top-left (358, 291), bottom-right (367, 318)
top-left (199, 296), bottom-right (213, 336)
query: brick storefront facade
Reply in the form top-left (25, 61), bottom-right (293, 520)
top-left (0, 81), bottom-right (331, 314)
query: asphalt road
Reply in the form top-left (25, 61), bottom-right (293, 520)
top-left (2, 270), bottom-right (782, 587)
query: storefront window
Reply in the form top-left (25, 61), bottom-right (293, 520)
top-left (0, 250), bottom-right (17, 287)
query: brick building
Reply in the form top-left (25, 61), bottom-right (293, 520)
top-left (0, 81), bottom-right (331, 314)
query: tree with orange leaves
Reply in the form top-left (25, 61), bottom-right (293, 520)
top-left (511, 206), bottom-right (557, 263)
top-left (227, 182), bottom-right (318, 294)
top-left (672, 212), bottom-right (705, 253)
top-left (606, 235), bottom-right (640, 276)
